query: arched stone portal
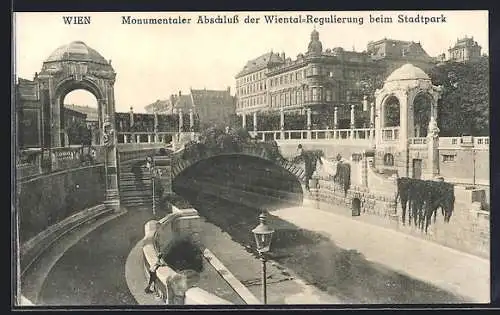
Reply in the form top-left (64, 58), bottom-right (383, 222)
top-left (374, 63), bottom-right (442, 177)
top-left (172, 154), bottom-right (305, 209)
top-left (36, 41), bottom-right (120, 208)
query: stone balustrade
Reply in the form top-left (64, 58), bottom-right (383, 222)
top-left (250, 128), bottom-right (376, 142)
top-left (16, 146), bottom-right (105, 180)
top-left (142, 206), bottom-right (233, 305)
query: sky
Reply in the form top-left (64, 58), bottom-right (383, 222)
top-left (14, 11), bottom-right (488, 113)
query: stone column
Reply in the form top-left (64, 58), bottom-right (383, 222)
top-left (178, 109), bottom-right (183, 133)
top-left (136, 134), bottom-right (140, 143)
top-left (370, 102), bottom-right (375, 128)
top-left (398, 91), bottom-right (408, 152)
top-left (242, 113), bottom-right (246, 128)
top-left (129, 107), bottom-right (134, 128)
top-left (280, 107), bottom-right (285, 139)
top-left (147, 134), bottom-right (152, 143)
top-left (154, 112), bottom-right (158, 142)
top-left (350, 104), bottom-right (355, 129)
top-left (350, 104), bottom-right (355, 139)
top-left (103, 85), bottom-right (120, 211)
top-left (361, 152), bottom-right (368, 187)
top-left (306, 108), bottom-right (312, 139)
top-left (363, 95), bottom-right (368, 112)
top-left (426, 116), bottom-right (440, 179)
top-left (334, 106), bottom-right (339, 129)
top-left (123, 134), bottom-right (129, 143)
top-left (189, 108), bottom-right (194, 130)
top-left (253, 112), bottom-right (257, 132)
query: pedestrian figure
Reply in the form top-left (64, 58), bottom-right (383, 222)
top-left (145, 253), bottom-right (166, 294)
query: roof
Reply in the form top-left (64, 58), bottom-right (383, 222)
top-left (64, 104), bottom-right (99, 121)
top-left (236, 52), bottom-right (284, 78)
top-left (144, 99), bottom-right (172, 113)
top-left (171, 95), bottom-right (194, 109)
top-left (45, 41), bottom-right (109, 65)
top-left (385, 63), bottom-right (430, 82)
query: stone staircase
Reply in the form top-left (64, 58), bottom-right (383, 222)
top-left (119, 162), bottom-right (159, 208)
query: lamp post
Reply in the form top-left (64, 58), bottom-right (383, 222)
top-left (252, 212), bottom-right (275, 304)
top-left (146, 156), bottom-right (162, 217)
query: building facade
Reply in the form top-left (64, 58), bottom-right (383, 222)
top-left (448, 37), bottom-right (482, 63)
top-left (235, 30), bottom-right (437, 125)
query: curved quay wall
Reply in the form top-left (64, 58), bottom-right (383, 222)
top-left (142, 206), bottom-right (234, 305)
top-left (16, 165), bottom-right (108, 276)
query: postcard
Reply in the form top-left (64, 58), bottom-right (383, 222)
top-left (13, 10), bottom-right (490, 307)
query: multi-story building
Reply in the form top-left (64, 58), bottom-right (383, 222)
top-left (448, 37), bottom-right (482, 63)
top-left (235, 30), bottom-right (436, 127)
top-left (235, 52), bottom-right (284, 114)
top-left (166, 88), bottom-right (235, 127)
top-left (190, 88), bottom-right (235, 127)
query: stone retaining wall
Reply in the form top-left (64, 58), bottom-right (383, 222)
top-left (309, 180), bottom-right (489, 258)
top-left (16, 165), bottom-right (106, 244)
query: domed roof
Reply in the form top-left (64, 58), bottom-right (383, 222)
top-left (45, 41), bottom-right (109, 64)
top-left (385, 63), bottom-right (430, 82)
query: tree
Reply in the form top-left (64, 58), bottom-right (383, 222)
top-left (429, 56), bottom-right (489, 136)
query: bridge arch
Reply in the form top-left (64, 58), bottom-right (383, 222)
top-left (172, 152), bottom-right (306, 209)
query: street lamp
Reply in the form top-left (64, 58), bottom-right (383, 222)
top-left (146, 156), bottom-right (162, 216)
top-left (252, 212), bottom-right (275, 304)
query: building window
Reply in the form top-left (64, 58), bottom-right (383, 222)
top-left (312, 88), bottom-right (319, 101)
top-left (326, 89), bottom-right (332, 102)
top-left (442, 154), bottom-right (456, 162)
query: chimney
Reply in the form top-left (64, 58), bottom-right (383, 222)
top-left (179, 90), bottom-right (182, 97)
top-left (227, 86), bottom-right (231, 94)
top-left (281, 52), bottom-right (285, 60)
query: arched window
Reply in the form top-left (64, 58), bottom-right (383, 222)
top-left (384, 96), bottom-right (400, 127)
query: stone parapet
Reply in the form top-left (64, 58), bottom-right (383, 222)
top-left (142, 208), bottom-right (233, 305)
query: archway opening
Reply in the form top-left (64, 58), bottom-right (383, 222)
top-left (61, 89), bottom-right (99, 147)
top-left (413, 93), bottom-right (433, 137)
top-left (172, 154), bottom-right (304, 211)
top-left (383, 96), bottom-right (400, 127)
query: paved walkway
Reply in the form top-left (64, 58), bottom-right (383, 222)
top-left (198, 218), bottom-right (342, 304)
top-left (271, 205), bottom-right (490, 303)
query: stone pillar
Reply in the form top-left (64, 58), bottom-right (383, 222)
top-left (361, 153), bottom-right (368, 187)
top-left (280, 108), bottom-right (285, 139)
top-left (178, 109), bottom-right (183, 133)
top-left (363, 95), bottom-right (368, 112)
top-left (123, 134), bottom-right (129, 143)
top-left (253, 112), bottom-right (257, 132)
top-left (426, 116), bottom-right (440, 179)
top-left (350, 104), bottom-right (355, 139)
top-left (148, 134), bottom-right (152, 143)
top-left (398, 92), bottom-right (408, 152)
top-left (189, 108), bottom-right (194, 130)
top-left (102, 88), bottom-right (120, 211)
top-left (154, 112), bottom-right (158, 142)
top-left (306, 108), bottom-right (312, 139)
top-left (242, 113), bottom-right (246, 128)
top-left (375, 108), bottom-right (381, 148)
top-left (129, 107), bottom-right (134, 128)
top-left (350, 104), bottom-right (355, 129)
top-left (370, 102), bottom-right (375, 128)
top-left (280, 108), bottom-right (285, 130)
top-left (136, 134), bottom-right (140, 143)
top-left (334, 106), bottom-right (339, 129)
